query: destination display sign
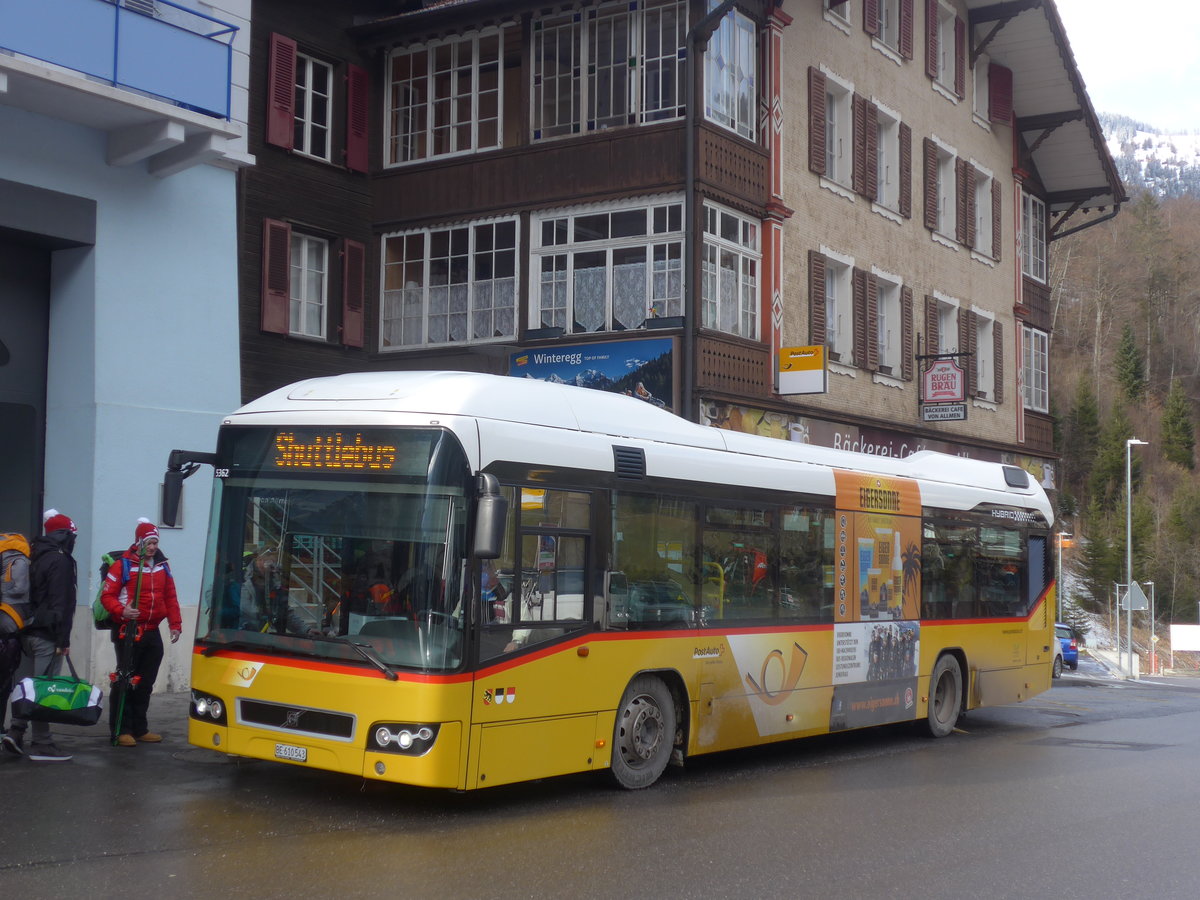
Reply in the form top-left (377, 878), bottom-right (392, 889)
top-left (272, 431), bottom-right (398, 471)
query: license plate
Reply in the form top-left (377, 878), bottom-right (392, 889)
top-left (274, 742), bottom-right (307, 762)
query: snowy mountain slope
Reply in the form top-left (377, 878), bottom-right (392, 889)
top-left (1101, 112), bottom-right (1200, 197)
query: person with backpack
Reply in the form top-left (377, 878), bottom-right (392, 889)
top-left (2, 510), bottom-right (78, 761)
top-left (0, 532), bottom-right (32, 750)
top-left (100, 518), bottom-right (182, 747)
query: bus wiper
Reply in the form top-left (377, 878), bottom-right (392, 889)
top-left (201, 639), bottom-right (266, 657)
top-left (304, 633), bottom-right (399, 681)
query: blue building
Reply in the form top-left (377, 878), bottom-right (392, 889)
top-left (0, 0), bottom-right (252, 686)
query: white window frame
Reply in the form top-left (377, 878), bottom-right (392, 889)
top-left (934, 292), bottom-right (959, 355)
top-left (874, 269), bottom-right (903, 377)
top-left (532, 0), bottom-right (688, 141)
top-left (1022, 324), bottom-right (1049, 413)
top-left (973, 164), bottom-right (994, 257)
top-left (290, 233), bottom-right (328, 339)
top-left (294, 53), bottom-right (332, 161)
top-left (935, 1), bottom-right (957, 93)
top-left (933, 138), bottom-right (956, 239)
top-left (702, 202), bottom-right (761, 339)
top-left (875, 101), bottom-right (901, 213)
top-left (822, 247), bottom-right (854, 364)
top-left (878, 0), bottom-right (901, 52)
top-left (380, 217), bottom-right (519, 349)
top-left (972, 51), bottom-right (990, 125)
top-left (1021, 192), bottom-right (1047, 283)
top-left (530, 197), bottom-right (685, 334)
top-left (704, 3), bottom-right (757, 141)
top-left (974, 310), bottom-right (995, 401)
top-left (386, 30), bottom-right (505, 166)
top-left (824, 0), bottom-right (852, 27)
top-left (823, 70), bottom-right (853, 190)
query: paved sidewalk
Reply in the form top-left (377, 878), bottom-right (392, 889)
top-left (3, 690), bottom-right (192, 760)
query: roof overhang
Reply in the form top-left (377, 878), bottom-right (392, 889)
top-left (966, 0), bottom-right (1126, 238)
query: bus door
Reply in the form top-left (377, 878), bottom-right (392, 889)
top-left (470, 487), bottom-right (598, 787)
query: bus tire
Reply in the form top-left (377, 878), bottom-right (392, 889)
top-left (610, 675), bottom-right (676, 790)
top-left (924, 654), bottom-right (962, 738)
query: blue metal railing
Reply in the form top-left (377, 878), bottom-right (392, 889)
top-left (0, 0), bottom-right (238, 119)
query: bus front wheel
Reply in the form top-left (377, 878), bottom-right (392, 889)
top-left (924, 654), bottom-right (962, 738)
top-left (610, 675), bottom-right (676, 789)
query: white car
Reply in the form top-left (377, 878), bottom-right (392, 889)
top-left (1051, 638), bottom-right (1064, 679)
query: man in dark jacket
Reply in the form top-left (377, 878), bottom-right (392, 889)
top-left (2, 509), bottom-right (78, 762)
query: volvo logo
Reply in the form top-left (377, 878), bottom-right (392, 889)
top-left (284, 709), bottom-right (303, 729)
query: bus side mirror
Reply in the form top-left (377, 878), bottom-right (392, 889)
top-left (473, 473), bottom-right (508, 560)
top-left (162, 448), bottom-right (218, 528)
top-left (162, 470), bottom-right (185, 527)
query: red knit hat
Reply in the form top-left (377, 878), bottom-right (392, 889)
top-left (43, 509), bottom-right (77, 535)
top-left (135, 517), bottom-right (160, 545)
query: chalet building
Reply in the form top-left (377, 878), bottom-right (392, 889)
top-left (0, 0), bottom-right (252, 686)
top-left (242, 0), bottom-right (1123, 490)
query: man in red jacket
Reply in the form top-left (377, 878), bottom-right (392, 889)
top-left (101, 518), bottom-right (182, 747)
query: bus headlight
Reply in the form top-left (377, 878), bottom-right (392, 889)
top-left (368, 722), bottom-right (439, 756)
top-left (191, 690), bottom-right (229, 726)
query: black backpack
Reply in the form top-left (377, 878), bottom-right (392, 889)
top-left (0, 533), bottom-right (33, 636)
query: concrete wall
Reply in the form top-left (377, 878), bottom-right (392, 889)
top-left (776, 1), bottom-right (1020, 447)
top-left (0, 102), bottom-right (241, 691)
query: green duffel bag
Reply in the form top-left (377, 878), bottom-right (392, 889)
top-left (9, 656), bottom-right (103, 726)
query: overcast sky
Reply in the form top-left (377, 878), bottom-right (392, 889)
top-left (1053, 0), bottom-right (1200, 133)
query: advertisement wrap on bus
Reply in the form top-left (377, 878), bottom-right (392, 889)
top-left (165, 371), bottom-right (1056, 791)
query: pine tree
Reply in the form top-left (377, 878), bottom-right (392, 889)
top-left (1114, 323), bottom-right (1147, 403)
top-left (1078, 499), bottom-right (1120, 612)
top-left (1061, 379), bottom-right (1101, 501)
top-left (1160, 379), bottom-right (1195, 469)
top-left (1088, 405), bottom-right (1137, 511)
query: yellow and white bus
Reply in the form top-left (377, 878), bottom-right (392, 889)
top-left (168, 371), bottom-right (1057, 790)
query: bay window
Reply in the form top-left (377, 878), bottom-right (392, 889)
top-left (532, 199), bottom-right (684, 333)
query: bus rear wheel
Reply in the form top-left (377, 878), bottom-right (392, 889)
top-left (924, 654), bottom-right (962, 738)
top-left (610, 675), bottom-right (676, 790)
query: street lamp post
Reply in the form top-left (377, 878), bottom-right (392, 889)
top-left (1125, 438), bottom-right (1148, 678)
top-left (1056, 532), bottom-right (1072, 625)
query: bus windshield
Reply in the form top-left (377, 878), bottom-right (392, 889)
top-left (197, 426), bottom-right (472, 672)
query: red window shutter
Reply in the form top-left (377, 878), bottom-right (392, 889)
top-left (852, 268), bottom-right (868, 369)
top-left (993, 321), bottom-right (1004, 403)
top-left (923, 138), bottom-right (938, 231)
top-left (955, 158), bottom-right (969, 245)
top-left (900, 0), bottom-right (914, 60)
top-left (963, 163), bottom-right (977, 247)
top-left (954, 17), bottom-right (966, 97)
top-left (925, 295), bottom-right (939, 354)
top-left (266, 34), bottom-right (297, 150)
top-left (966, 311), bottom-right (978, 396)
top-left (340, 238), bottom-right (365, 347)
top-left (809, 251), bottom-right (826, 344)
top-left (864, 0), bottom-right (880, 36)
top-left (925, 0), bottom-right (938, 80)
top-left (261, 218), bottom-right (291, 334)
top-left (864, 101), bottom-right (879, 201)
top-left (988, 63), bottom-right (1014, 125)
top-left (991, 179), bottom-right (1002, 260)
top-left (345, 64), bottom-right (369, 173)
top-left (852, 94), bottom-right (867, 196)
top-left (899, 122), bottom-right (912, 218)
top-left (901, 286), bottom-right (914, 381)
top-left (808, 67), bottom-right (827, 176)
top-left (866, 273), bottom-right (879, 371)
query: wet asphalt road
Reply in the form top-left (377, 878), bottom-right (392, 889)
top-left (4, 658), bottom-right (1200, 899)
